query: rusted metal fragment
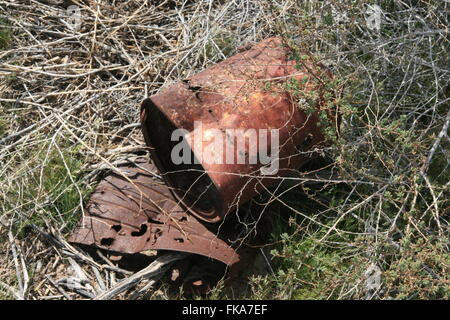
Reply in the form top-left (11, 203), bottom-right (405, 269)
top-left (68, 161), bottom-right (240, 265)
top-left (141, 37), bottom-right (337, 223)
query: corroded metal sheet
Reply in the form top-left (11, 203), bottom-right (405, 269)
top-left (141, 37), bottom-right (336, 223)
top-left (68, 161), bottom-right (240, 265)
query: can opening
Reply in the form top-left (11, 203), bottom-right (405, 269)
top-left (142, 98), bottom-right (223, 222)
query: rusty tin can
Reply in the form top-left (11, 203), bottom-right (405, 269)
top-left (141, 37), bottom-right (336, 223)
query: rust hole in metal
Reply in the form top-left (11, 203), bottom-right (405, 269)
top-left (303, 133), bottom-right (314, 147)
top-left (188, 86), bottom-right (202, 101)
top-left (296, 133), bottom-right (315, 151)
top-left (185, 82), bottom-right (202, 100)
top-left (111, 225), bottom-right (122, 232)
top-left (150, 228), bottom-right (163, 242)
top-left (188, 85), bottom-right (201, 92)
top-left (131, 224), bottom-right (147, 237)
top-left (100, 238), bottom-right (114, 246)
top-left (147, 217), bottom-right (164, 225)
top-left (174, 238), bottom-right (184, 243)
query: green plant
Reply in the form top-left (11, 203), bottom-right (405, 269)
top-left (5, 141), bottom-right (91, 238)
top-left (0, 17), bottom-right (11, 50)
top-left (245, 0), bottom-right (449, 300)
top-left (204, 28), bottom-right (235, 61)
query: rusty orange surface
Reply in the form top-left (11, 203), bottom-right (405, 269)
top-left (141, 37), bottom-right (336, 222)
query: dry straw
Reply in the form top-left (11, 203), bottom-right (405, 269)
top-left (0, 0), bottom-right (448, 300)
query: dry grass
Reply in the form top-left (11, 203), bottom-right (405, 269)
top-left (0, 0), bottom-right (448, 300)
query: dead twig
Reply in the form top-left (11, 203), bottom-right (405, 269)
top-left (94, 253), bottom-right (187, 300)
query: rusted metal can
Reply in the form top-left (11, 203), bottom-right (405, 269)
top-left (141, 37), bottom-right (336, 223)
top-left (69, 160), bottom-right (274, 268)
